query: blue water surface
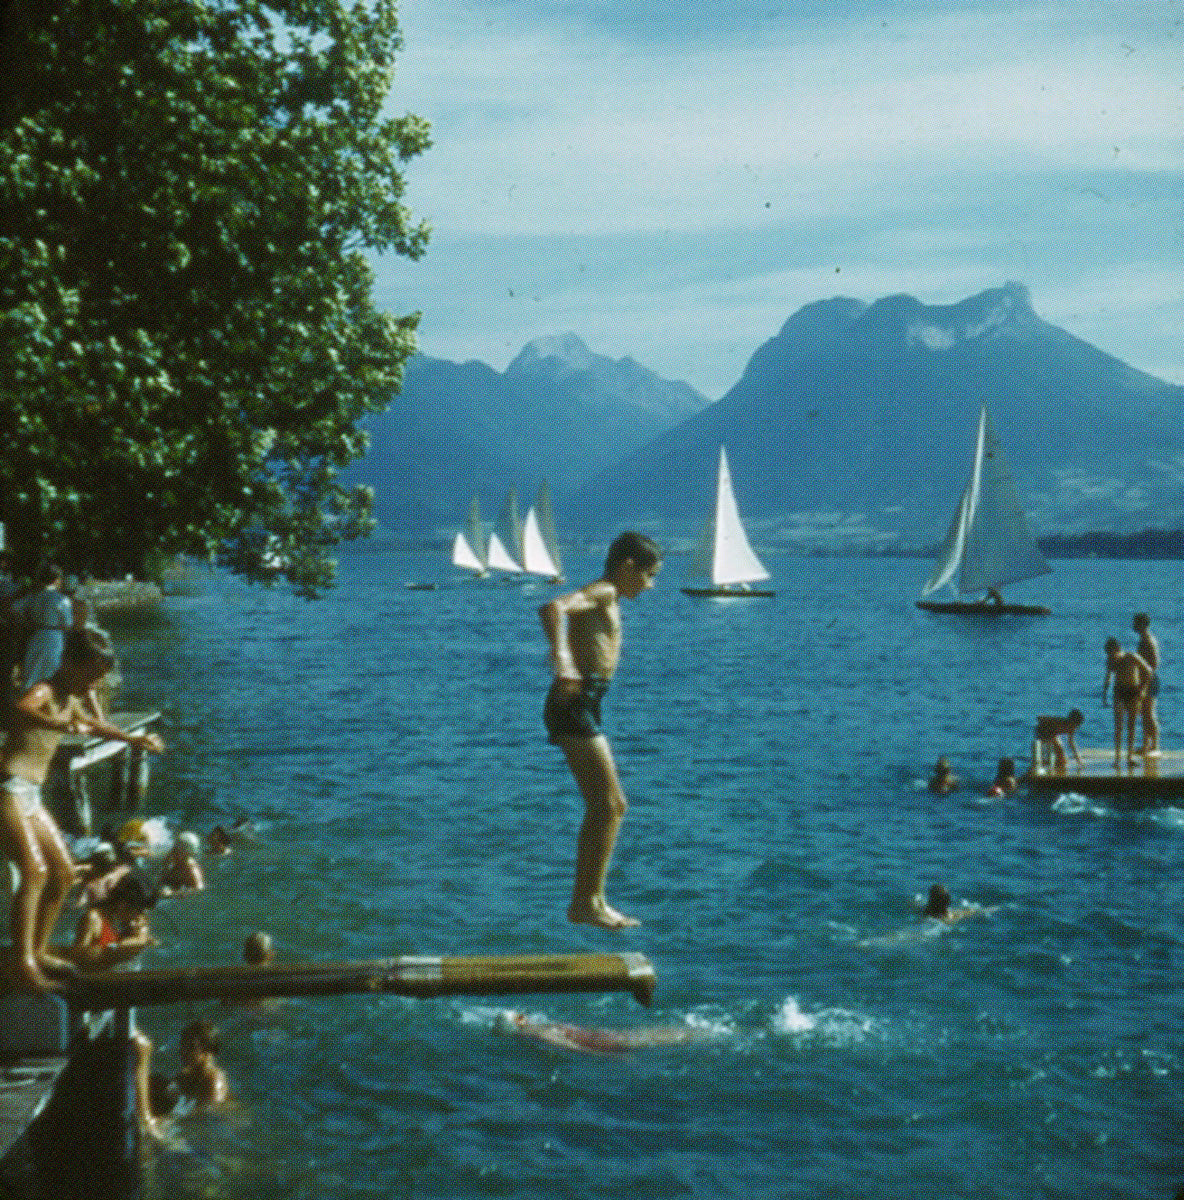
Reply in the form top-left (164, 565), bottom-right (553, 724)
top-left (102, 551), bottom-right (1182, 1199)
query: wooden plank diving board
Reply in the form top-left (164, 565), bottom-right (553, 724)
top-left (63, 952), bottom-right (657, 1011)
top-left (1027, 745), bottom-right (1184, 802)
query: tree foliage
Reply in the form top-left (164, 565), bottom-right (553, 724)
top-left (0, 0), bottom-right (429, 594)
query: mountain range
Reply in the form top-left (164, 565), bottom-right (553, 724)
top-left (346, 334), bottom-right (709, 530)
top-left (353, 284), bottom-right (1184, 550)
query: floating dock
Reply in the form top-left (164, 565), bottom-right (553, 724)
top-left (1027, 746), bottom-right (1184, 802)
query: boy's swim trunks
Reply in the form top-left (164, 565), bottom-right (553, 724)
top-left (1114, 682), bottom-right (1142, 703)
top-left (544, 678), bottom-right (609, 744)
top-left (0, 773), bottom-right (46, 819)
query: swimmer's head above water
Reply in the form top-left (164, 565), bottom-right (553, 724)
top-left (922, 884), bottom-right (952, 918)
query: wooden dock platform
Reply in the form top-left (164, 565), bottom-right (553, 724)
top-left (1027, 746), bottom-right (1184, 802)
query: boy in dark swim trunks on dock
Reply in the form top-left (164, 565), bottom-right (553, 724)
top-left (1102, 637), bottom-right (1154, 766)
top-left (539, 531), bottom-right (662, 930)
top-left (1132, 612), bottom-right (1161, 756)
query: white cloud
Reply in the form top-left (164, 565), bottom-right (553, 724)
top-left (379, 1), bottom-right (1184, 394)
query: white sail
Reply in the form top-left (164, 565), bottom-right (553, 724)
top-left (921, 406), bottom-right (1051, 597)
top-left (688, 447), bottom-right (770, 587)
top-left (521, 481), bottom-right (564, 580)
top-left (487, 490), bottom-right (524, 574)
top-left (450, 497), bottom-right (487, 575)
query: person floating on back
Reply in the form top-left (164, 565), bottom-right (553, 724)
top-left (538, 531), bottom-right (662, 929)
top-left (1132, 612), bottom-right (1161, 757)
top-left (1, 627), bottom-right (164, 989)
top-left (1033, 710), bottom-right (1084, 773)
top-left (1102, 637), bottom-right (1154, 767)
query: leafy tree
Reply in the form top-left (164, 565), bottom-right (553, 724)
top-left (0, 0), bottom-right (429, 594)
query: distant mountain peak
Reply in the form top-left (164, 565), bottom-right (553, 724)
top-left (508, 333), bottom-right (595, 375)
top-left (865, 283), bottom-right (1038, 351)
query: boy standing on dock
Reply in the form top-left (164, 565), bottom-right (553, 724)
top-left (1133, 613), bottom-right (1161, 756)
top-left (1, 627), bottom-right (163, 989)
top-left (539, 532), bottom-right (662, 930)
top-left (1102, 637), bottom-right (1154, 767)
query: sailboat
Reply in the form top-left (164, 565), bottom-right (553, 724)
top-left (487, 489), bottom-right (526, 578)
top-left (916, 404), bottom-right (1051, 615)
top-left (521, 480), bottom-right (565, 583)
top-left (682, 446), bottom-right (775, 598)
top-left (450, 496), bottom-right (488, 579)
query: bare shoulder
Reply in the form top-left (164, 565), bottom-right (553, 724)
top-left (553, 578), bottom-right (618, 613)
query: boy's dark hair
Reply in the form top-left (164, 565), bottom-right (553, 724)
top-left (62, 627), bottom-right (116, 672)
top-left (604, 531), bottom-right (662, 575)
top-left (1104, 637), bottom-right (1120, 653)
top-left (1133, 612), bottom-right (1150, 629)
top-left (1068, 708), bottom-right (1084, 726)
top-left (180, 1018), bottom-right (221, 1056)
top-left (103, 871), bottom-right (157, 912)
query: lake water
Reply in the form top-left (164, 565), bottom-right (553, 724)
top-left (101, 550), bottom-right (1181, 1199)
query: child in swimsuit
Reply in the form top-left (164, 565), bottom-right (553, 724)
top-left (1034, 710), bottom-right (1084, 772)
top-left (538, 531), bottom-right (662, 930)
top-left (1, 627), bottom-right (164, 989)
top-left (1102, 637), bottom-right (1154, 767)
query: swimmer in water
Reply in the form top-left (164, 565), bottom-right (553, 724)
top-left (920, 884), bottom-right (990, 923)
top-left (989, 756), bottom-right (1018, 796)
top-left (927, 756), bottom-right (959, 794)
top-left (494, 1009), bottom-right (715, 1054)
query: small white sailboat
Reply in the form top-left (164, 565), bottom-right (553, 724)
top-left (450, 496), bottom-right (488, 579)
top-left (682, 446), bottom-right (774, 598)
top-left (521, 480), bottom-right (565, 583)
top-left (487, 489), bottom-right (525, 577)
top-left (916, 404), bottom-right (1051, 615)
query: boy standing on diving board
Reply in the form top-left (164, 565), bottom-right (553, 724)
top-left (538, 531), bottom-right (662, 929)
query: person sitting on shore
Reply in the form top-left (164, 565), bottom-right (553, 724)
top-left (72, 871), bottom-right (160, 972)
top-left (1, 627), bottom-right (162, 989)
top-left (158, 830), bottom-right (204, 894)
top-left (927, 756), bottom-right (960, 794)
top-left (989, 757), bottom-right (1018, 796)
top-left (1034, 709), bottom-right (1084, 772)
top-left (1102, 638), bottom-right (1155, 766)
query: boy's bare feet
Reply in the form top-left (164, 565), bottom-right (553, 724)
top-left (568, 900), bottom-right (640, 929)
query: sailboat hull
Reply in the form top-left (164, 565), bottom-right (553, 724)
top-left (682, 586), bottom-right (776, 599)
top-left (916, 599), bottom-right (1050, 616)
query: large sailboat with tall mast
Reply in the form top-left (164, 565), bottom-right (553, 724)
top-left (450, 496), bottom-right (488, 579)
top-left (916, 404), bottom-right (1051, 615)
top-left (682, 446), bottom-right (774, 598)
top-left (487, 489), bottom-right (526, 578)
top-left (521, 480), bottom-right (564, 583)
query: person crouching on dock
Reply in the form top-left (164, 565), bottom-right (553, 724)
top-left (1, 627), bottom-right (164, 989)
top-left (538, 531), bottom-right (662, 930)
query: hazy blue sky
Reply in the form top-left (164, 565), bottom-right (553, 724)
top-left (373, 1), bottom-right (1183, 398)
